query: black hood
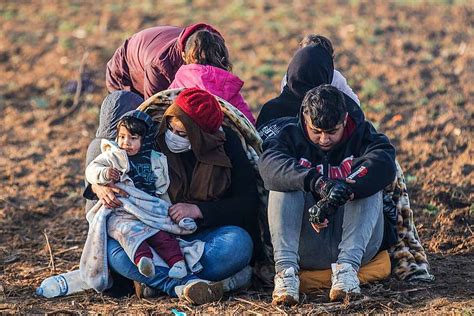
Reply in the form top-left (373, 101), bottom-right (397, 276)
top-left (287, 44), bottom-right (334, 100)
top-left (256, 44), bottom-right (335, 129)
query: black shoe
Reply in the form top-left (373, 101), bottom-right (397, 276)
top-left (133, 281), bottom-right (161, 299)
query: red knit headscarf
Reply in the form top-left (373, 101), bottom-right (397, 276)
top-left (174, 88), bottom-right (223, 133)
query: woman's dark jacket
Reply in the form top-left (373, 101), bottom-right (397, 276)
top-left (162, 126), bottom-right (259, 235)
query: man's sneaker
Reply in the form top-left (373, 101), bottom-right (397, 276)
top-left (272, 267), bottom-right (300, 306)
top-left (220, 265), bottom-right (252, 293)
top-left (176, 280), bottom-right (223, 305)
top-left (137, 257), bottom-right (155, 278)
top-left (329, 263), bottom-right (361, 302)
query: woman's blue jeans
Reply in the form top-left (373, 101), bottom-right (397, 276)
top-left (107, 225), bottom-right (253, 297)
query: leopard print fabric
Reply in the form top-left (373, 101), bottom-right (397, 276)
top-left (387, 161), bottom-right (434, 281)
top-left (138, 89), bottom-right (433, 282)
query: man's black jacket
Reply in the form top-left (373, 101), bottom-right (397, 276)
top-left (258, 96), bottom-right (396, 200)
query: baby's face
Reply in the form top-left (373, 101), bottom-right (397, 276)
top-left (117, 125), bottom-right (142, 156)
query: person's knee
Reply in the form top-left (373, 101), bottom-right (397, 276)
top-left (269, 190), bottom-right (304, 202)
top-left (346, 191), bottom-right (383, 215)
top-left (268, 190), bottom-right (306, 218)
top-left (218, 226), bottom-right (253, 264)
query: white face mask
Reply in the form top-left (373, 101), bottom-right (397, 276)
top-left (165, 129), bottom-right (191, 153)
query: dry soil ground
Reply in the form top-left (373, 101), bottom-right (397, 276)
top-left (0, 0), bottom-right (473, 314)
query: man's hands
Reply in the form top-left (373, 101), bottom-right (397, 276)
top-left (92, 183), bottom-right (128, 208)
top-left (308, 199), bottom-right (334, 232)
top-left (169, 203), bottom-right (203, 223)
top-left (310, 177), bottom-right (355, 233)
top-left (105, 167), bottom-right (121, 182)
top-left (311, 219), bottom-right (328, 233)
top-left (308, 199), bottom-right (337, 224)
top-left (313, 176), bottom-right (354, 206)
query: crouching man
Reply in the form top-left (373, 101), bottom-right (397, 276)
top-left (258, 85), bottom-right (396, 305)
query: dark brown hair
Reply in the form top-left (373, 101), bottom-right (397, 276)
top-left (302, 84), bottom-right (346, 130)
top-left (299, 34), bottom-right (334, 58)
top-left (117, 116), bottom-right (147, 137)
top-left (183, 30), bottom-right (232, 71)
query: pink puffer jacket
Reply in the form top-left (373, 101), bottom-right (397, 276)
top-left (169, 64), bottom-right (256, 125)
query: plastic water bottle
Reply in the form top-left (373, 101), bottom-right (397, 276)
top-left (36, 270), bottom-right (90, 298)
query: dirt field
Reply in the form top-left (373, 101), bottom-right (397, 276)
top-left (0, 0), bottom-right (473, 314)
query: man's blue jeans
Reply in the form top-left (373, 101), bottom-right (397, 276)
top-left (107, 225), bottom-right (253, 297)
top-left (268, 190), bottom-right (384, 273)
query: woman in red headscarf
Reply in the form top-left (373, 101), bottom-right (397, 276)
top-left (105, 88), bottom-right (259, 304)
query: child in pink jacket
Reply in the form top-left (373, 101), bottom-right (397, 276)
top-left (169, 29), bottom-right (256, 125)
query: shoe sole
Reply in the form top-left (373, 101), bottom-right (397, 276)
top-left (329, 288), bottom-right (362, 302)
top-left (272, 294), bottom-right (299, 306)
top-left (183, 282), bottom-right (223, 305)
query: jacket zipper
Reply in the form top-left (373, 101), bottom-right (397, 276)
top-left (322, 152), bottom-right (337, 260)
top-left (322, 153), bottom-right (329, 178)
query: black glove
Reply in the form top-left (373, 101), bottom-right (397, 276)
top-left (313, 177), bottom-right (353, 206)
top-left (308, 199), bottom-right (338, 224)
